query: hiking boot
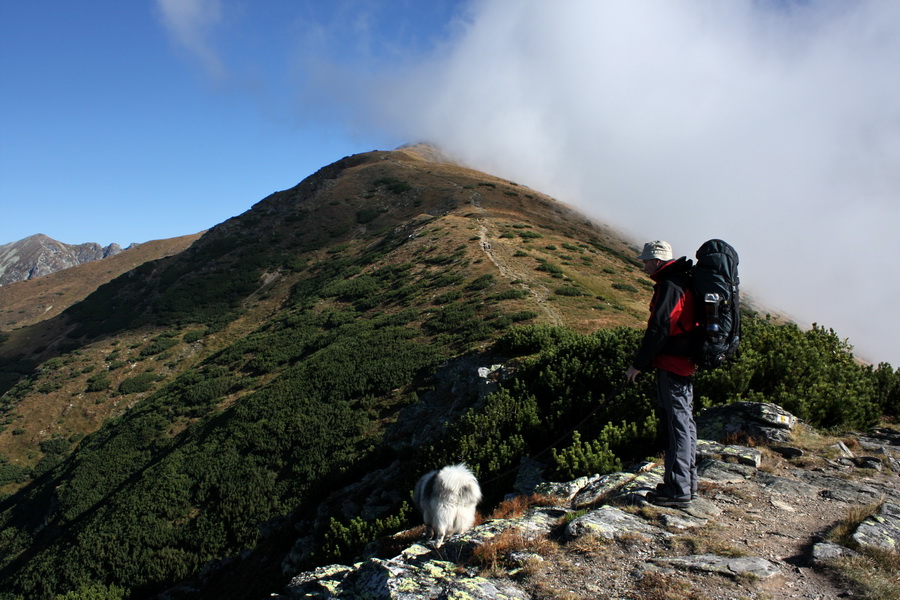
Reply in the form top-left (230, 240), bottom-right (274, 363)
top-left (649, 494), bottom-right (692, 509)
top-left (651, 483), bottom-right (696, 501)
top-left (647, 485), bottom-right (692, 508)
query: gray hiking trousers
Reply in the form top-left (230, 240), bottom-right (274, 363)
top-left (656, 369), bottom-right (697, 499)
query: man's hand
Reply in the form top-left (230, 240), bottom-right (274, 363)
top-left (626, 366), bottom-right (641, 384)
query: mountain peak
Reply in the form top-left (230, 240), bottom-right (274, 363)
top-left (0, 234), bottom-right (124, 285)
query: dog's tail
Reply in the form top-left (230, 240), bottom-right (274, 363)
top-left (435, 463), bottom-right (482, 505)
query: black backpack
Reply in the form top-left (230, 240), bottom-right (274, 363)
top-left (691, 239), bottom-right (740, 369)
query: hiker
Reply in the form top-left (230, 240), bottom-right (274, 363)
top-left (625, 240), bottom-right (697, 508)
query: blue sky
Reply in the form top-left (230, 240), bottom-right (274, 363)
top-left (2, 0), bottom-right (899, 366)
top-left (0, 1), bottom-right (463, 247)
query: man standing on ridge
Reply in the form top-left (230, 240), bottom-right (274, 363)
top-left (626, 240), bottom-right (697, 508)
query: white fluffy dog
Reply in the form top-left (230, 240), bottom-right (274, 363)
top-left (413, 463), bottom-right (482, 548)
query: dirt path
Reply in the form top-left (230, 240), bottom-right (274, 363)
top-left (469, 200), bottom-right (563, 327)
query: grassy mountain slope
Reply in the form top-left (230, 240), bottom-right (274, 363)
top-left (0, 145), bottom-right (659, 598)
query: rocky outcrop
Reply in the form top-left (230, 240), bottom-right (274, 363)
top-left (850, 502), bottom-right (900, 551)
top-left (696, 400), bottom-right (797, 443)
top-left (0, 233), bottom-right (124, 285)
top-left (277, 403), bottom-right (900, 599)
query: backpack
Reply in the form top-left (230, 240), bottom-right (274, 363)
top-left (691, 239), bottom-right (740, 369)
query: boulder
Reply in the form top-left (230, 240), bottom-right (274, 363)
top-left (697, 401), bottom-right (797, 444)
top-left (851, 502), bottom-right (900, 552)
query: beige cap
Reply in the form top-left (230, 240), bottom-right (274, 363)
top-left (636, 240), bottom-right (673, 261)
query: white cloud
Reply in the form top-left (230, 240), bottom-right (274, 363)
top-left (349, 0), bottom-right (900, 365)
top-left (155, 0), bottom-right (226, 79)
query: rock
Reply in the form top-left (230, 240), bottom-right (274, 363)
top-left (848, 456), bottom-right (884, 471)
top-left (512, 457), bottom-right (545, 495)
top-left (698, 457), bottom-right (756, 483)
top-left (534, 474), bottom-right (601, 502)
top-left (446, 506), bottom-right (573, 558)
top-left (566, 505), bottom-right (667, 541)
top-left (697, 401), bottom-right (797, 444)
top-left (0, 233), bottom-right (124, 284)
top-left (697, 439), bottom-right (763, 468)
top-left (770, 445), bottom-right (804, 459)
top-left (284, 563), bottom-right (353, 597)
top-left (770, 498), bottom-right (796, 512)
top-left (851, 502), bottom-right (900, 552)
top-left (792, 471), bottom-right (887, 504)
top-left (571, 471), bottom-right (637, 507)
top-left (829, 442), bottom-right (855, 458)
top-left (754, 473), bottom-right (820, 498)
top-left (651, 554), bottom-right (781, 579)
top-left (282, 548), bottom-right (530, 599)
top-left (810, 542), bottom-right (859, 566)
top-left (680, 497), bottom-right (722, 519)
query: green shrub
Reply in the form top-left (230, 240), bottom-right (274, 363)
top-left (374, 177), bottom-right (412, 194)
top-left (40, 438), bottom-right (71, 456)
top-left (467, 274), bottom-right (495, 291)
top-left (555, 286), bottom-right (586, 297)
top-left (321, 276), bottom-right (380, 300)
top-left (872, 363), bottom-right (900, 417)
top-left (317, 502), bottom-right (412, 563)
top-left (0, 462), bottom-right (29, 486)
top-left (356, 208), bottom-right (382, 224)
top-left (552, 427), bottom-right (624, 480)
top-left (140, 336), bottom-right (179, 357)
top-left (86, 372), bottom-right (110, 393)
top-left (434, 290), bottom-right (463, 304)
top-left (55, 583), bottom-right (128, 600)
top-left (183, 330), bottom-right (205, 343)
top-left (536, 260), bottom-right (563, 275)
top-left (426, 305), bottom-right (477, 332)
top-left (492, 289), bottom-right (528, 301)
top-left (695, 317), bottom-right (882, 428)
top-left (118, 372), bottom-right (162, 395)
top-left (612, 283), bottom-right (639, 293)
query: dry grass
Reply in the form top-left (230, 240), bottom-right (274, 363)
top-left (565, 532), bottom-right (611, 555)
top-left (489, 493), bottom-right (567, 520)
top-left (831, 549), bottom-right (900, 600)
top-left (821, 501), bottom-right (900, 600)
top-left (825, 501), bottom-right (884, 547)
top-left (721, 431), bottom-right (764, 447)
top-left (634, 571), bottom-right (712, 600)
top-left (469, 528), bottom-right (560, 577)
top-left (668, 528), bottom-right (749, 559)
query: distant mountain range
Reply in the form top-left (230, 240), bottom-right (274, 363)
top-left (0, 233), bottom-right (203, 331)
top-left (0, 233), bottom-right (125, 286)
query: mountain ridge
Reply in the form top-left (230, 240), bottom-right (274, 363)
top-left (0, 233), bottom-right (127, 286)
